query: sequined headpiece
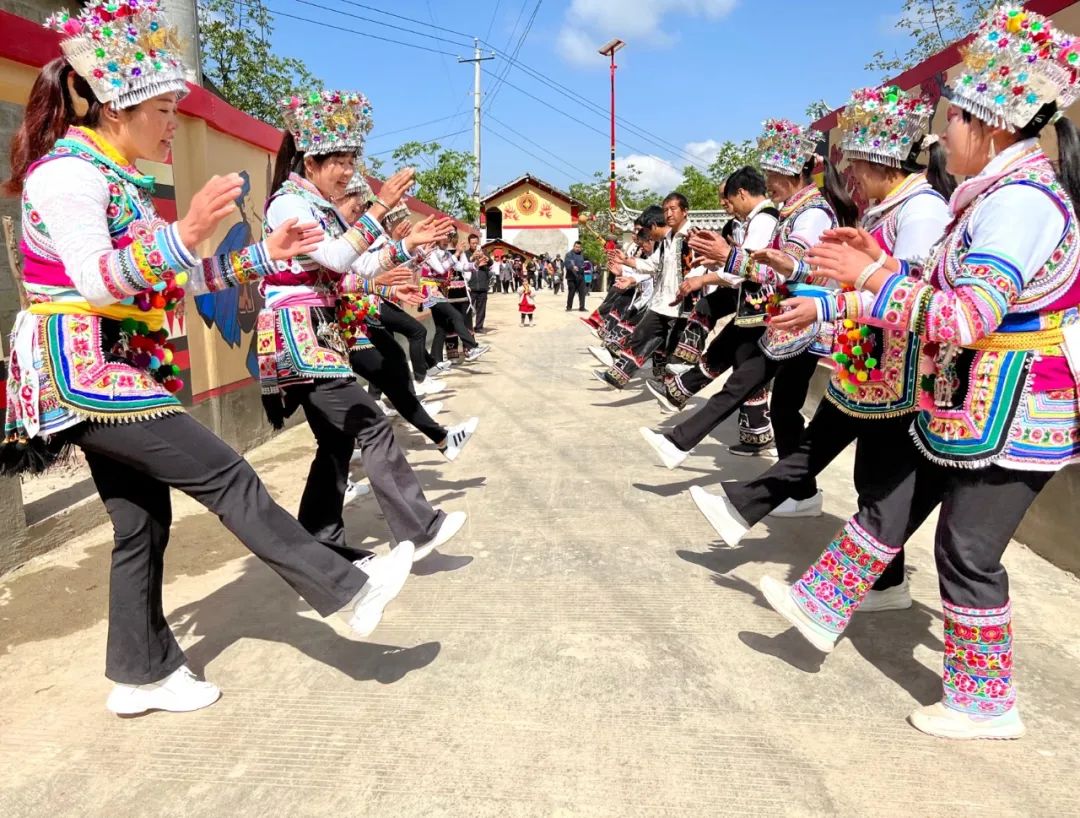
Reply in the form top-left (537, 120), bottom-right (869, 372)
top-left (344, 171), bottom-right (373, 200)
top-left (757, 119), bottom-right (820, 176)
top-left (46, 0), bottom-right (189, 109)
top-left (280, 90), bottom-right (373, 157)
top-left (950, 4), bottom-right (1080, 131)
top-left (837, 86), bottom-right (934, 167)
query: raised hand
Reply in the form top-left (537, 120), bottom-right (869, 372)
top-left (820, 226), bottom-right (882, 258)
top-left (379, 167), bottom-right (416, 209)
top-left (390, 283), bottom-right (424, 307)
top-left (264, 218), bottom-right (323, 261)
top-left (374, 267), bottom-right (417, 288)
top-left (750, 248), bottom-right (796, 276)
top-left (688, 231), bottom-right (730, 265)
top-left (406, 215), bottom-right (455, 249)
top-left (767, 296), bottom-right (818, 332)
top-left (804, 242), bottom-right (878, 288)
top-left (178, 173), bottom-right (244, 249)
top-left (391, 218), bottom-right (414, 242)
top-left (606, 247), bottom-right (628, 267)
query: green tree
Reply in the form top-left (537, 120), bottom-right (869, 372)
top-left (677, 165), bottom-right (720, 210)
top-left (568, 166), bottom-right (657, 265)
top-left (866, 0), bottom-right (996, 77)
top-left (391, 141), bottom-right (478, 223)
top-left (804, 99), bottom-right (833, 122)
top-left (198, 0), bottom-right (322, 127)
top-left (704, 139), bottom-right (759, 187)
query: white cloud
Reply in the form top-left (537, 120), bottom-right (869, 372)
top-left (557, 0), bottom-right (738, 66)
top-left (683, 139), bottom-right (724, 166)
top-left (616, 154), bottom-right (683, 194)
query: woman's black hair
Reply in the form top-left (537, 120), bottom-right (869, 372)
top-left (963, 101), bottom-right (1080, 206)
top-left (270, 132), bottom-right (351, 195)
top-left (723, 165), bottom-right (767, 198)
top-left (802, 156), bottom-right (858, 227)
top-left (899, 137), bottom-right (957, 200)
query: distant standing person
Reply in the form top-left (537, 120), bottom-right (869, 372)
top-left (564, 241), bottom-right (588, 311)
top-left (552, 257), bottom-right (564, 295)
top-left (519, 280), bottom-right (536, 326)
top-left (499, 257), bottom-right (513, 293)
top-left (462, 234), bottom-right (491, 334)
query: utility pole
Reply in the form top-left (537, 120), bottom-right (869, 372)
top-left (598, 38), bottom-right (625, 291)
top-left (458, 40), bottom-right (495, 228)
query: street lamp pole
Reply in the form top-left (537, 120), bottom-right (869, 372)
top-left (598, 38), bottom-right (625, 291)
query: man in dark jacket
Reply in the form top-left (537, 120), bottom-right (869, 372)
top-left (461, 233), bottom-right (491, 333)
top-left (564, 241), bottom-right (588, 311)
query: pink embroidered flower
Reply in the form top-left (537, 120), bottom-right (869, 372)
top-left (980, 625), bottom-right (1005, 642)
top-left (814, 584), bottom-right (835, 601)
top-left (985, 679), bottom-right (1011, 699)
top-left (954, 672), bottom-right (979, 693)
top-left (820, 553), bottom-right (839, 571)
top-left (952, 623), bottom-right (975, 640)
top-left (964, 649), bottom-right (988, 669)
top-left (147, 250), bottom-right (164, 267)
top-left (841, 570), bottom-right (860, 588)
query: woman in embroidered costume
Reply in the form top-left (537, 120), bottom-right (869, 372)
top-left (262, 89), bottom-right (471, 566)
top-left (333, 173), bottom-right (479, 461)
top-left (690, 86), bottom-right (954, 611)
top-left (760, 5), bottom-right (1080, 740)
top-left (2, 1), bottom-right (423, 716)
top-left (639, 120), bottom-right (857, 517)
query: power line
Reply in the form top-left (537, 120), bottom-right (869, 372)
top-left (486, 113), bottom-right (593, 178)
top-left (294, 0), bottom-right (472, 49)
top-left (482, 123), bottom-right (578, 184)
top-left (485, 0), bottom-right (503, 42)
top-left (485, 0), bottom-right (543, 112)
top-left (369, 128), bottom-right (472, 157)
top-left (337, 0), bottom-right (474, 41)
top-left (368, 112), bottom-right (471, 141)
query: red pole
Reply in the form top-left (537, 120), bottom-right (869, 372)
top-left (609, 52), bottom-right (617, 212)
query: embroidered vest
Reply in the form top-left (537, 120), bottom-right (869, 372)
top-left (915, 158), bottom-right (1080, 468)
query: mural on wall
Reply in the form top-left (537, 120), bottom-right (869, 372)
top-left (193, 168), bottom-right (264, 380)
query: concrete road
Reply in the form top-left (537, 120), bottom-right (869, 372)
top-left (2, 291), bottom-right (1079, 817)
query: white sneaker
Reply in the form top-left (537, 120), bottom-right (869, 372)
top-left (414, 509), bottom-right (467, 562)
top-left (435, 361), bottom-right (453, 373)
top-left (689, 485), bottom-right (750, 546)
top-left (106, 665), bottom-right (221, 715)
top-left (860, 578), bottom-right (913, 613)
top-left (639, 427), bottom-right (688, 470)
top-left (348, 541), bottom-right (415, 637)
top-left (666, 362), bottom-right (692, 376)
top-left (908, 701), bottom-right (1025, 740)
top-left (377, 399), bottom-right (399, 419)
top-left (465, 344), bottom-right (490, 362)
top-left (588, 345), bottom-right (614, 367)
top-left (343, 479), bottom-right (370, 506)
top-left (420, 400), bottom-right (444, 418)
top-left (415, 377), bottom-right (446, 397)
top-left (768, 491), bottom-right (824, 518)
top-left (441, 417), bottom-right (479, 462)
top-left (350, 447), bottom-right (363, 465)
top-left (759, 576), bottom-right (838, 654)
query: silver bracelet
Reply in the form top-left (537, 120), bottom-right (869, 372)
top-left (855, 251), bottom-right (888, 291)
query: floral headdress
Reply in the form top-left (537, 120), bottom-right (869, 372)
top-left (46, 0), bottom-right (189, 109)
top-left (757, 119), bottom-right (820, 176)
top-left (837, 86), bottom-right (935, 168)
top-left (950, 4), bottom-right (1080, 131)
top-left (344, 171), bottom-right (374, 200)
top-left (280, 90), bottom-right (373, 157)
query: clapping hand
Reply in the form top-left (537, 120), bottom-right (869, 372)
top-left (767, 296), bottom-right (818, 332)
top-left (804, 242), bottom-right (877, 288)
top-left (750, 248), bottom-right (796, 276)
top-left (264, 218), bottom-right (323, 261)
top-left (374, 267), bottom-right (417, 288)
top-left (178, 173), bottom-right (245, 249)
top-left (687, 230), bottom-right (731, 266)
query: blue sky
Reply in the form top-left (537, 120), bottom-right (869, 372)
top-left (266, 0), bottom-right (915, 196)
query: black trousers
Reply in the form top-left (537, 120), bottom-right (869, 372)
top-left (670, 346), bottom-right (820, 500)
top-left (378, 301), bottom-right (434, 382)
top-left (295, 378), bottom-right (444, 553)
top-left (430, 301), bottom-right (478, 363)
top-left (598, 288), bottom-right (634, 320)
top-left (608, 309), bottom-right (681, 384)
top-left (724, 401), bottom-right (919, 589)
top-left (350, 331), bottom-right (446, 444)
top-left (470, 289), bottom-right (488, 331)
top-left (553, 277), bottom-right (563, 295)
top-left (74, 413), bottom-right (368, 684)
top-left (566, 278), bottom-right (587, 310)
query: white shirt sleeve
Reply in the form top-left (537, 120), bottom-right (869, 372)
top-left (743, 213), bottom-right (778, 252)
top-left (634, 246), bottom-right (662, 275)
top-left (892, 194), bottom-right (950, 264)
top-left (967, 184), bottom-right (1065, 288)
top-left (266, 193), bottom-right (360, 274)
top-left (786, 208), bottom-right (833, 252)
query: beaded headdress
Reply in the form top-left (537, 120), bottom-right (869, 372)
top-left (45, 0), bottom-right (189, 109)
top-left (344, 171), bottom-right (374, 200)
top-left (950, 4), bottom-right (1080, 131)
top-left (837, 86), bottom-right (934, 167)
top-left (757, 119), bottom-right (820, 176)
top-left (280, 90), bottom-right (374, 157)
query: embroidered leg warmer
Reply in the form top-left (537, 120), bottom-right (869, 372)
top-left (790, 518), bottom-right (901, 634)
top-left (941, 600), bottom-right (1015, 717)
